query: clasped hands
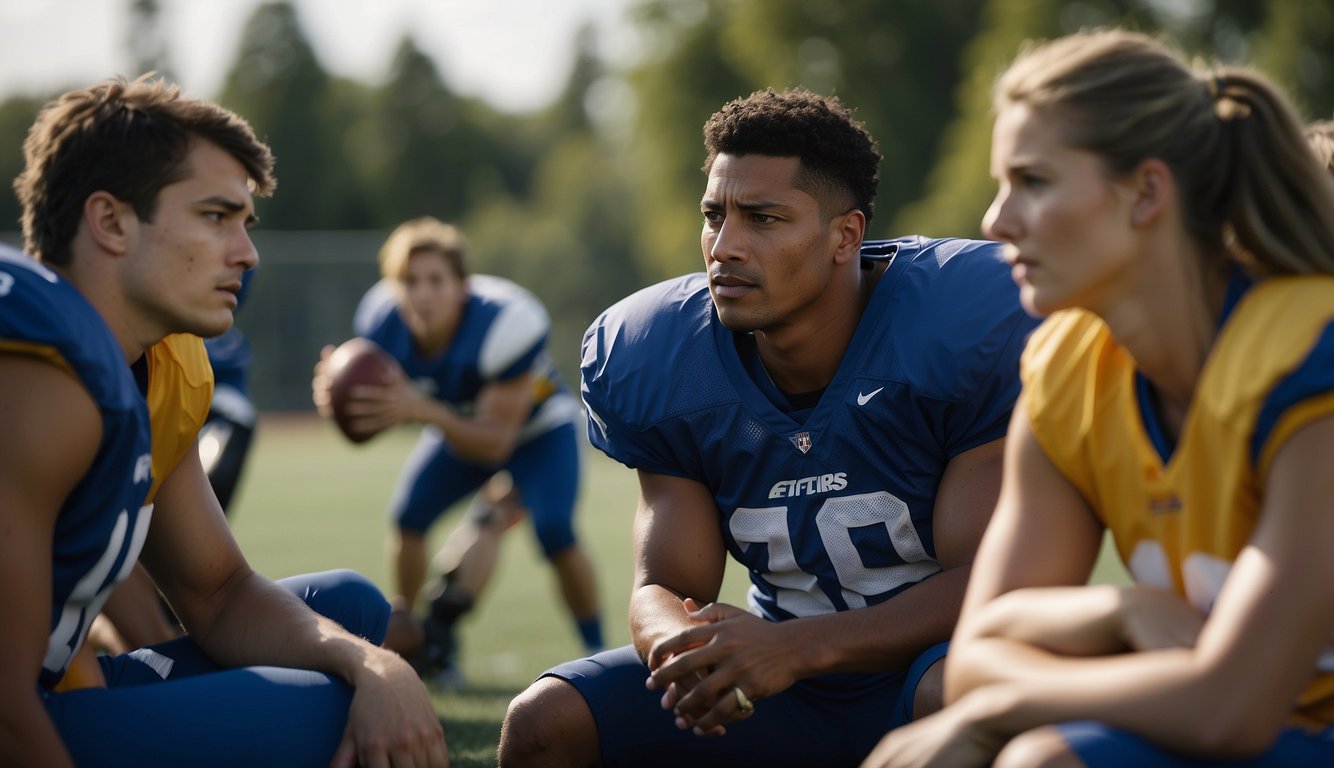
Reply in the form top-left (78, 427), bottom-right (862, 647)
top-left (644, 598), bottom-right (798, 737)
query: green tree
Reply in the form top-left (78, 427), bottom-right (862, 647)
top-left (1252, 1), bottom-right (1334, 121)
top-left (893, 0), bottom-right (1271, 238)
top-left (0, 96), bottom-right (44, 233)
top-left (216, 2), bottom-right (368, 228)
top-left (618, 0), bottom-right (994, 276)
top-left (620, 0), bottom-right (753, 279)
top-left (465, 26), bottom-right (645, 380)
top-left (722, 0), bottom-right (990, 240)
top-left (352, 37), bottom-right (535, 225)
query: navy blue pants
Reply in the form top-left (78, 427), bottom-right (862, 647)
top-left (1059, 719), bottom-right (1334, 767)
top-left (391, 421), bottom-right (582, 557)
top-left (43, 569), bottom-right (390, 767)
top-left (544, 641), bottom-right (949, 768)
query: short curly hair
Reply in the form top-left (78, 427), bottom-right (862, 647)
top-left (702, 88), bottom-right (881, 224)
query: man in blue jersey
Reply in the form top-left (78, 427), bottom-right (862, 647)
top-left (0, 76), bottom-right (446, 767)
top-left (498, 88), bottom-right (1038, 767)
top-left (313, 217), bottom-right (602, 685)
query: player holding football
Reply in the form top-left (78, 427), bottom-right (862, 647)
top-left (862, 29), bottom-right (1334, 767)
top-left (0, 75), bottom-right (446, 767)
top-left (497, 87), bottom-right (1038, 766)
top-left (312, 216), bottom-right (603, 682)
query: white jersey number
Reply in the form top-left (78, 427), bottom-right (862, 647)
top-left (730, 491), bottom-right (940, 618)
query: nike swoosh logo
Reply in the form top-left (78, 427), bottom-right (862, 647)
top-left (857, 387), bottom-right (885, 406)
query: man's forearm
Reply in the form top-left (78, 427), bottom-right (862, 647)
top-left (788, 565), bottom-right (970, 677)
top-left (630, 584), bottom-right (707, 665)
top-left (185, 572), bottom-right (378, 682)
top-left (413, 397), bottom-right (517, 466)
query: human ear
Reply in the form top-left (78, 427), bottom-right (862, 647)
top-left (1129, 158), bottom-right (1173, 227)
top-left (84, 191), bottom-right (136, 255)
top-left (831, 208), bottom-right (867, 265)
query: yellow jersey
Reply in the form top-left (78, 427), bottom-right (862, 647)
top-left (1020, 276), bottom-right (1334, 727)
top-left (144, 333), bottom-right (214, 502)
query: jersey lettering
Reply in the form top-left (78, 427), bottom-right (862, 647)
top-left (768, 472), bottom-right (848, 499)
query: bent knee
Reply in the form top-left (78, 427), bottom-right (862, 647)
top-left (499, 676), bottom-right (598, 767)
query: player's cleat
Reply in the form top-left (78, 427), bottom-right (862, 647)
top-left (384, 606), bottom-right (425, 658)
top-left (418, 577), bottom-right (475, 686)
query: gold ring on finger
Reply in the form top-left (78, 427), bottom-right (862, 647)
top-left (733, 686), bottom-right (755, 714)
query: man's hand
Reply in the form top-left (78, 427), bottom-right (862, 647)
top-left (645, 598), bottom-right (797, 736)
top-left (337, 364), bottom-right (422, 437)
top-left (311, 345), bottom-right (336, 418)
top-left (331, 648), bottom-right (449, 768)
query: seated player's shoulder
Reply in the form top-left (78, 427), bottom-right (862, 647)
top-left (0, 246), bottom-right (130, 403)
top-left (581, 274), bottom-right (715, 428)
top-left (1212, 275), bottom-right (1334, 378)
top-left (883, 237), bottom-right (1037, 401)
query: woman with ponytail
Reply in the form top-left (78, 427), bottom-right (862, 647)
top-left (862, 27), bottom-right (1334, 768)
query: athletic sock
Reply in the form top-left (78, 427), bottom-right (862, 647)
top-left (576, 617), bottom-right (604, 654)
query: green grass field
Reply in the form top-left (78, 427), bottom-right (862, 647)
top-left (227, 414), bottom-right (1130, 767)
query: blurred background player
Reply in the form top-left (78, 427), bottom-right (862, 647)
top-left (499, 88), bottom-right (1037, 767)
top-left (313, 216), bottom-right (602, 684)
top-left (862, 28), bottom-right (1334, 768)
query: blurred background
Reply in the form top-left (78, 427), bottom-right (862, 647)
top-left (2, 0), bottom-right (1332, 410)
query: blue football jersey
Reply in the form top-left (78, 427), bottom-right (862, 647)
top-left (0, 245), bottom-right (154, 688)
top-left (582, 237), bottom-right (1037, 621)
top-left (354, 274), bottom-right (579, 442)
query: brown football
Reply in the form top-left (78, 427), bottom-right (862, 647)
top-left (325, 337), bottom-right (400, 444)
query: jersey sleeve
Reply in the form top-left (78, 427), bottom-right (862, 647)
top-left (898, 239), bottom-right (1039, 458)
top-left (477, 286), bottom-right (549, 382)
top-left (1230, 281), bottom-right (1334, 475)
top-left (580, 277), bottom-right (711, 477)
